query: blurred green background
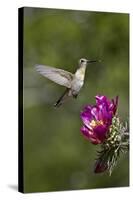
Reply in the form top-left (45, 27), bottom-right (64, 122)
top-left (23, 7), bottom-right (129, 193)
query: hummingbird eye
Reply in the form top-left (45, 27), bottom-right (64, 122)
top-left (80, 59), bottom-right (84, 63)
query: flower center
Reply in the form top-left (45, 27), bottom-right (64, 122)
top-left (90, 120), bottom-right (104, 128)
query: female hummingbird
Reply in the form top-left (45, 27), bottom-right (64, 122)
top-left (35, 58), bottom-right (99, 107)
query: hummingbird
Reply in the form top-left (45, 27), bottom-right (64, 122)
top-left (35, 58), bottom-right (99, 107)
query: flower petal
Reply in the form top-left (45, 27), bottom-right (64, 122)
top-left (80, 111), bottom-right (92, 123)
top-left (91, 106), bottom-right (99, 120)
top-left (99, 104), bottom-right (112, 123)
top-left (111, 96), bottom-right (119, 115)
top-left (93, 125), bottom-right (108, 142)
top-left (80, 126), bottom-right (101, 144)
top-left (95, 95), bottom-right (108, 105)
top-left (94, 160), bottom-right (108, 173)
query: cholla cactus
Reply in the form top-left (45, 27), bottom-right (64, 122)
top-left (80, 95), bottom-right (129, 175)
top-left (95, 116), bottom-right (129, 175)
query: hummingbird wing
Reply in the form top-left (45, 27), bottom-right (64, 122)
top-left (35, 64), bottom-right (73, 88)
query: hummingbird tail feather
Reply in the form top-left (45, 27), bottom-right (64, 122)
top-left (54, 89), bottom-right (69, 107)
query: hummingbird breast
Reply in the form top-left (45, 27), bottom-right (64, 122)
top-left (70, 67), bottom-right (86, 96)
top-left (71, 77), bottom-right (84, 96)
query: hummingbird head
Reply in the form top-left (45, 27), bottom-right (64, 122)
top-left (79, 58), bottom-right (88, 65)
top-left (79, 58), bottom-right (101, 66)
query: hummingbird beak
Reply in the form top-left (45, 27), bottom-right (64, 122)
top-left (87, 59), bottom-right (101, 63)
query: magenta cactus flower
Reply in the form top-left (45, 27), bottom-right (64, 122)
top-left (80, 95), bottom-right (118, 144)
top-left (80, 95), bottom-right (128, 175)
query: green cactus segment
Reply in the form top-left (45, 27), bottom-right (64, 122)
top-left (95, 116), bottom-right (129, 175)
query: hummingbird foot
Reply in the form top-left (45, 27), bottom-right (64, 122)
top-left (73, 94), bottom-right (78, 99)
top-left (54, 100), bottom-right (62, 108)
